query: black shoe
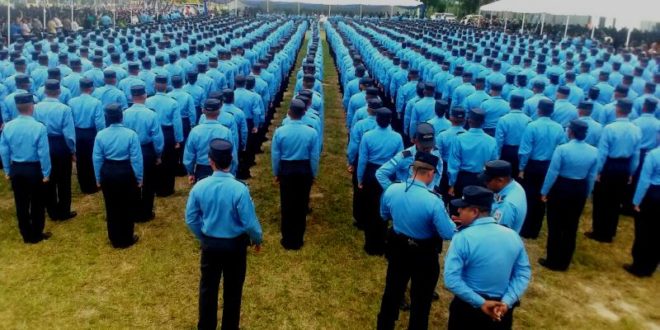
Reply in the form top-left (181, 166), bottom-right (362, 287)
top-left (432, 290), bottom-right (440, 301)
top-left (280, 239), bottom-right (302, 250)
top-left (352, 221), bottom-right (364, 230)
top-left (623, 264), bottom-right (651, 277)
top-left (59, 211), bottom-right (77, 221)
top-left (399, 299), bottom-right (410, 311)
top-left (28, 232), bottom-right (52, 244)
top-left (136, 212), bottom-right (155, 223)
top-left (584, 232), bottom-right (612, 243)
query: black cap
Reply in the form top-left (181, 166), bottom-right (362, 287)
top-left (104, 103), bottom-right (123, 123)
top-left (616, 98), bottom-right (633, 112)
top-left (538, 99), bottom-right (554, 114)
top-left (128, 62), bottom-right (140, 70)
top-left (413, 151), bottom-right (439, 170)
top-left (450, 186), bottom-right (494, 209)
top-left (367, 98), bottom-right (383, 109)
top-left (15, 74), bottom-right (30, 85)
top-left (375, 107), bottom-right (392, 119)
top-left (615, 85), bottom-right (629, 94)
top-left (569, 119), bottom-right (588, 136)
top-left (45, 79), bottom-right (60, 91)
top-left (104, 70), bottom-right (116, 79)
top-left (450, 108), bottom-right (466, 119)
top-left (222, 89), bottom-right (234, 103)
top-left (204, 99), bottom-right (222, 111)
top-left (235, 74), bottom-right (246, 84)
top-left (155, 75), bottom-right (168, 84)
top-left (643, 97), bottom-right (658, 111)
top-left (415, 123), bottom-right (435, 148)
top-left (532, 81), bottom-right (545, 89)
top-left (79, 78), bottom-right (94, 89)
top-left (479, 160), bottom-right (512, 182)
top-left (510, 95), bottom-right (524, 109)
top-left (208, 138), bottom-right (233, 164)
top-left (557, 86), bottom-right (570, 95)
top-left (578, 100), bottom-right (594, 111)
top-left (424, 82), bottom-right (435, 92)
top-left (130, 85), bottom-right (146, 96)
top-left (14, 93), bottom-right (35, 105)
top-left (468, 108), bottom-right (485, 122)
top-left (366, 87), bottom-right (379, 97)
top-left (303, 74), bottom-right (315, 83)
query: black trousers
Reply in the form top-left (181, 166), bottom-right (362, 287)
top-left (352, 159), bottom-right (366, 228)
top-left (100, 160), bottom-right (138, 248)
top-left (156, 126), bottom-right (177, 197)
top-left (75, 127), bottom-right (98, 194)
top-left (519, 160), bottom-right (551, 239)
top-left (592, 157), bottom-right (631, 242)
top-left (454, 170), bottom-right (481, 199)
top-left (545, 177), bottom-right (588, 270)
top-left (448, 296), bottom-right (515, 330)
top-left (279, 160), bottom-right (313, 249)
top-left (630, 185), bottom-right (660, 276)
top-left (177, 117), bottom-right (192, 176)
top-left (483, 127), bottom-right (496, 137)
top-left (238, 119), bottom-right (257, 179)
top-left (46, 136), bottom-right (72, 220)
top-left (624, 149), bottom-right (649, 213)
top-left (438, 162), bottom-right (450, 204)
top-left (139, 143), bottom-right (157, 221)
top-left (198, 235), bottom-right (248, 330)
top-left (500, 145), bottom-right (520, 179)
top-left (10, 162), bottom-right (46, 243)
top-left (363, 163), bottom-right (386, 255)
top-left (194, 164), bottom-right (214, 183)
top-left (377, 232), bottom-right (440, 330)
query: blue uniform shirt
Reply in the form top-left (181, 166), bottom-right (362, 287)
top-left (541, 140), bottom-right (599, 196)
top-left (185, 171), bottom-right (263, 244)
top-left (68, 93), bottom-right (105, 131)
top-left (551, 99), bottom-right (578, 127)
top-left (122, 103), bottom-right (165, 156)
top-left (168, 88), bottom-right (197, 124)
top-left (146, 93), bottom-right (184, 143)
top-left (492, 180), bottom-right (527, 233)
top-left (519, 117), bottom-right (567, 171)
top-left (436, 126), bottom-right (466, 161)
top-left (92, 124), bottom-right (143, 183)
top-left (633, 114), bottom-right (659, 150)
top-left (579, 116), bottom-right (603, 147)
top-left (347, 116), bottom-right (377, 165)
top-left (480, 96), bottom-right (510, 129)
top-left (597, 118), bottom-right (642, 175)
top-left (357, 126), bottom-right (404, 184)
top-left (495, 110), bottom-right (531, 155)
top-left (409, 97), bottom-right (436, 138)
top-left (183, 120), bottom-right (237, 174)
top-left (271, 120), bottom-right (321, 177)
top-left (633, 148), bottom-right (660, 206)
top-left (444, 217), bottom-right (531, 308)
top-left (92, 85), bottom-right (128, 110)
top-left (448, 128), bottom-right (497, 185)
top-left (380, 179), bottom-right (455, 240)
top-left (376, 146), bottom-right (442, 190)
top-left (34, 98), bottom-right (76, 153)
top-left (0, 115), bottom-right (51, 178)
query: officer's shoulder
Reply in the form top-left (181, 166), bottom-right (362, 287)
top-left (427, 189), bottom-right (442, 199)
top-left (401, 149), bottom-right (413, 158)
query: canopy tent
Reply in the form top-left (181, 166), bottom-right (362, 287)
top-left (480, 0), bottom-right (660, 46)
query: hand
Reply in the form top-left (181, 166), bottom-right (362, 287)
top-left (175, 143), bottom-right (181, 149)
top-left (156, 158), bottom-right (162, 165)
top-left (254, 244), bottom-right (261, 253)
top-left (358, 183), bottom-right (363, 189)
top-left (494, 303), bottom-right (509, 320)
top-left (480, 300), bottom-right (504, 321)
top-left (251, 127), bottom-right (258, 134)
top-left (71, 154), bottom-right (77, 162)
top-left (633, 205), bottom-right (641, 213)
top-left (450, 215), bottom-right (462, 227)
top-left (628, 176), bottom-right (633, 185)
top-left (596, 174), bottom-right (600, 182)
top-left (4, 174), bottom-right (9, 180)
top-left (518, 171), bottom-right (525, 180)
top-left (541, 195), bottom-right (548, 203)
top-left (96, 183), bottom-right (101, 188)
top-left (43, 177), bottom-right (50, 183)
top-left (138, 181), bottom-right (143, 188)
top-left (347, 165), bottom-right (354, 173)
top-left (448, 186), bottom-right (455, 197)
top-left (274, 176), bottom-right (280, 183)
top-left (188, 175), bottom-right (195, 185)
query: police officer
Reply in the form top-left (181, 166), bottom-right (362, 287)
top-left (92, 70), bottom-right (129, 110)
top-left (481, 160), bottom-right (527, 233)
top-left (146, 75), bottom-right (183, 197)
top-left (184, 99), bottom-right (237, 183)
top-left (627, 146), bottom-right (660, 277)
top-left (234, 74), bottom-right (262, 179)
top-left (588, 99), bottom-right (642, 243)
top-left (93, 104), bottom-right (142, 248)
top-left (271, 99), bottom-right (320, 250)
top-left (376, 122), bottom-right (442, 192)
top-left (34, 79), bottom-right (77, 221)
top-left (518, 99), bottom-right (566, 239)
top-left (447, 109), bottom-right (497, 199)
top-left (378, 152), bottom-right (455, 330)
top-left (69, 78), bottom-right (104, 194)
top-left (436, 108), bottom-right (466, 201)
top-left (0, 93), bottom-right (52, 244)
top-left (168, 75), bottom-right (196, 176)
top-left (495, 95), bottom-right (530, 178)
top-left (358, 107), bottom-right (404, 255)
top-left (445, 186), bottom-right (531, 330)
top-left (539, 120), bottom-right (598, 271)
top-left (185, 138), bottom-right (263, 330)
top-left (123, 85), bottom-right (164, 222)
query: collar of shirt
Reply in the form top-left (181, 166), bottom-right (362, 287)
top-left (615, 117), bottom-right (630, 122)
top-left (467, 216), bottom-right (497, 228)
top-left (497, 180), bottom-right (517, 200)
top-left (43, 97), bottom-right (59, 103)
top-left (468, 128), bottom-right (485, 134)
top-left (212, 171), bottom-right (234, 179)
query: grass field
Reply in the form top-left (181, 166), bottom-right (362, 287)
top-left (0, 30), bottom-right (658, 330)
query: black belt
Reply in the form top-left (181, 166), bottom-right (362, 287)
top-left (11, 161), bottom-right (40, 166)
top-left (389, 229), bottom-right (441, 250)
top-left (104, 159), bottom-right (131, 165)
top-left (200, 233), bottom-right (249, 251)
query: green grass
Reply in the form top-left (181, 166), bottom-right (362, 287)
top-left (0, 30), bottom-right (658, 330)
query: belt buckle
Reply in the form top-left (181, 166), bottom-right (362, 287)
top-left (407, 238), bottom-right (418, 247)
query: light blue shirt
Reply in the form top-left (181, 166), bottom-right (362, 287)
top-left (146, 93), bottom-right (184, 143)
top-left (68, 93), bottom-right (105, 131)
top-left (495, 110), bottom-right (531, 154)
top-left (480, 95), bottom-right (510, 129)
top-left (448, 128), bottom-right (497, 185)
top-left (597, 118), bottom-right (642, 175)
top-left (444, 217), bottom-right (531, 308)
top-left (34, 98), bottom-right (76, 153)
top-left (122, 103), bottom-right (165, 156)
top-left (633, 148), bottom-right (660, 206)
top-left (358, 126), bottom-right (404, 184)
top-left (0, 115), bottom-right (51, 177)
top-left (183, 120), bottom-right (237, 174)
top-left (633, 114), bottom-right (660, 150)
top-left (541, 140), bottom-right (599, 196)
top-left (271, 120), bottom-right (320, 177)
top-left (376, 146), bottom-right (442, 190)
top-left (92, 124), bottom-right (143, 183)
top-left (492, 180), bottom-right (527, 233)
top-left (519, 117), bottom-right (567, 170)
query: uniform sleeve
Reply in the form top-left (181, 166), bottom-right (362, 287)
top-left (629, 128), bottom-right (642, 176)
top-left (501, 241), bottom-right (532, 308)
top-left (185, 187), bottom-right (204, 239)
top-left (432, 200), bottom-right (456, 240)
top-left (237, 186), bottom-right (263, 245)
top-left (129, 133), bottom-right (144, 183)
top-left (92, 135), bottom-right (103, 184)
top-left (94, 101), bottom-right (105, 132)
top-left (151, 117), bottom-right (165, 156)
top-left (541, 148), bottom-right (561, 196)
top-left (357, 137), bottom-right (368, 185)
top-left (596, 129), bottom-right (609, 174)
top-left (183, 133), bottom-right (196, 175)
top-left (119, 93), bottom-right (128, 110)
top-left (444, 235), bottom-right (486, 308)
top-left (448, 138), bottom-right (460, 186)
top-left (63, 108), bottom-right (76, 153)
top-left (379, 185), bottom-right (392, 221)
top-left (347, 125), bottom-right (360, 165)
top-left (173, 103), bottom-right (184, 143)
top-left (310, 131), bottom-right (321, 178)
top-left (37, 126), bottom-right (52, 178)
top-left (0, 130), bottom-right (10, 175)
top-left (518, 126), bottom-right (533, 171)
top-left (376, 155), bottom-right (398, 190)
top-left (586, 151), bottom-right (599, 195)
top-left (187, 96), bottom-right (197, 126)
top-left (633, 154), bottom-right (654, 206)
top-left (271, 130), bottom-right (281, 176)
top-left (495, 120), bottom-right (505, 157)
top-left (408, 104), bottom-right (418, 139)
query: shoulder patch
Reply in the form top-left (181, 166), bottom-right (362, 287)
top-left (456, 131), bottom-right (466, 135)
top-left (402, 150), bottom-right (413, 158)
top-left (493, 210), bottom-right (502, 222)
